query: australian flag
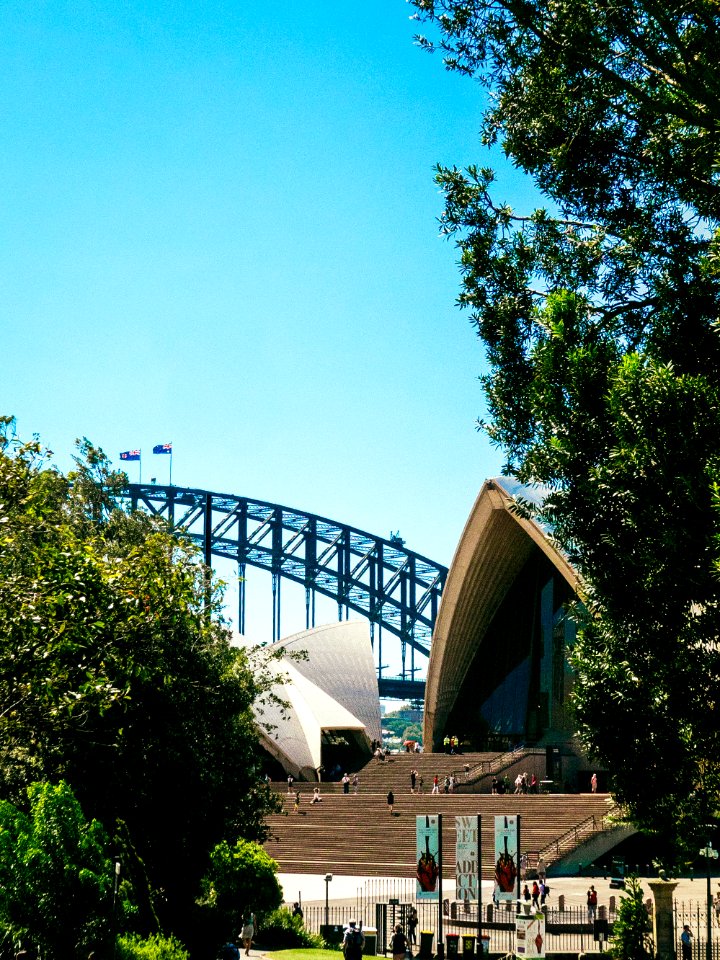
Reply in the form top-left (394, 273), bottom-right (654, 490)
top-left (153, 442), bottom-right (172, 455)
top-left (120, 450), bottom-right (141, 461)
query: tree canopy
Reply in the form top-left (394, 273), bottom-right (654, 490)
top-left (411, 0), bottom-right (720, 848)
top-left (0, 419), bottom-right (281, 944)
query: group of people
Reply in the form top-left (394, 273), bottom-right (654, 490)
top-left (430, 773), bottom-right (457, 794)
top-left (442, 735), bottom-right (461, 753)
top-left (343, 907), bottom-right (419, 960)
top-left (522, 879), bottom-right (550, 908)
top-left (514, 772), bottom-right (539, 794)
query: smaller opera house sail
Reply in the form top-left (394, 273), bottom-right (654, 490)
top-left (253, 620), bottom-right (381, 781)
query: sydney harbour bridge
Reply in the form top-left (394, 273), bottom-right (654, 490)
top-left (122, 484), bottom-right (448, 700)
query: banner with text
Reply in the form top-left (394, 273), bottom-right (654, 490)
top-left (455, 816), bottom-right (479, 901)
top-left (516, 914), bottom-right (545, 958)
top-left (494, 815), bottom-right (519, 902)
top-left (416, 815), bottom-right (440, 900)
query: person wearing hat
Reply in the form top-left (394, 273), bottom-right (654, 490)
top-left (343, 920), bottom-right (364, 960)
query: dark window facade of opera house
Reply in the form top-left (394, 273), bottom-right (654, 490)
top-left (440, 550), bottom-right (577, 752)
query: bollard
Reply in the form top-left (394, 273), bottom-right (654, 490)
top-left (609, 896), bottom-right (616, 914)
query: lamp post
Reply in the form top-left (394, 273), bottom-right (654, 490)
top-left (325, 873), bottom-right (333, 928)
top-left (699, 842), bottom-right (717, 960)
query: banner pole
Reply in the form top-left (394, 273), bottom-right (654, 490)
top-left (438, 813), bottom-right (443, 959)
top-left (477, 814), bottom-right (482, 956)
top-left (517, 815), bottom-right (522, 910)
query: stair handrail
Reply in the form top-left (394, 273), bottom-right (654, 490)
top-left (537, 803), bottom-right (620, 862)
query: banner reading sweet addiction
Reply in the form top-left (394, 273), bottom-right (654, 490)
top-left (455, 816), bottom-right (479, 901)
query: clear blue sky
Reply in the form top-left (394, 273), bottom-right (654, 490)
top-left (2, 1), bottom-right (537, 653)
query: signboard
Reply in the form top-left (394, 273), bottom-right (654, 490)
top-left (594, 919), bottom-right (609, 943)
top-left (494, 815), bottom-right (519, 902)
top-left (516, 914), bottom-right (545, 958)
top-left (416, 815), bottom-right (440, 900)
top-left (455, 816), bottom-right (479, 902)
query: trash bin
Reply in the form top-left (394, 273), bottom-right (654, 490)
top-left (462, 935), bottom-right (476, 955)
top-left (446, 934), bottom-right (460, 957)
top-left (363, 926), bottom-right (377, 955)
top-left (419, 930), bottom-right (435, 959)
top-left (320, 925), bottom-right (344, 946)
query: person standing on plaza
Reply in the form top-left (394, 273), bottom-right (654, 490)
top-left (342, 773), bottom-right (350, 794)
top-left (591, 773), bottom-right (598, 793)
top-left (531, 881), bottom-right (540, 909)
top-left (387, 789), bottom-right (395, 814)
top-left (352, 773), bottom-right (359, 794)
top-left (410, 769), bottom-right (417, 793)
top-left (391, 924), bottom-right (408, 960)
top-left (287, 773), bottom-right (294, 793)
top-left (407, 906), bottom-right (418, 947)
top-left (681, 925), bottom-right (693, 960)
top-left (587, 885), bottom-right (598, 920)
top-left (432, 775), bottom-right (440, 795)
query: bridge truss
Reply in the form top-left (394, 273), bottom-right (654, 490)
top-left (122, 484), bottom-right (448, 699)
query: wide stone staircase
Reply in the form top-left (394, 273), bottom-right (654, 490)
top-left (264, 753), bottom-right (615, 877)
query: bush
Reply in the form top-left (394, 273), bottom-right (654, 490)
top-left (116, 933), bottom-right (190, 960)
top-left (257, 908), bottom-right (325, 949)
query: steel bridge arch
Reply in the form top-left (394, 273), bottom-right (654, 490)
top-left (122, 484), bottom-right (448, 698)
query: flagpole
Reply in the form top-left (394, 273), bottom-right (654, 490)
top-left (170, 444), bottom-right (173, 487)
top-left (139, 451), bottom-right (142, 485)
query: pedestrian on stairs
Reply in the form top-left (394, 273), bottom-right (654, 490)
top-left (387, 790), bottom-right (395, 815)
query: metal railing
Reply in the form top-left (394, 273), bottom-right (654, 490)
top-left (538, 804), bottom-right (620, 863)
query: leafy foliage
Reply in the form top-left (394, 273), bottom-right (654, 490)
top-left (0, 781), bottom-right (134, 960)
top-left (259, 908), bottom-right (325, 950)
top-left (608, 877), bottom-right (653, 960)
top-left (196, 839), bottom-right (282, 947)
top-left (116, 933), bottom-right (190, 960)
top-left (0, 420), bottom-right (282, 942)
top-left (410, 1), bottom-right (720, 847)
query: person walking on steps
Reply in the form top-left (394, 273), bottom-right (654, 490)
top-left (387, 789), bottom-right (394, 815)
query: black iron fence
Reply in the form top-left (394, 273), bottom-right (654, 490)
top-left (297, 894), bottom-right (720, 957)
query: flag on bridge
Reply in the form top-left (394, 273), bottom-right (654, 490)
top-left (120, 450), bottom-right (141, 461)
top-left (152, 442), bottom-right (172, 454)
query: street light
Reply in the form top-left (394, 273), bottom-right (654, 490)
top-left (699, 841), bottom-right (717, 960)
top-left (325, 873), bottom-right (333, 927)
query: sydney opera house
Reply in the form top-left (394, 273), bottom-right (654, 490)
top-left (255, 477), bottom-right (587, 780)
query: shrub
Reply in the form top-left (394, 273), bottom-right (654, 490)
top-left (257, 908), bottom-right (325, 949)
top-left (116, 933), bottom-right (190, 960)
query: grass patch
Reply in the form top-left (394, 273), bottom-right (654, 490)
top-left (263, 950), bottom-right (340, 960)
